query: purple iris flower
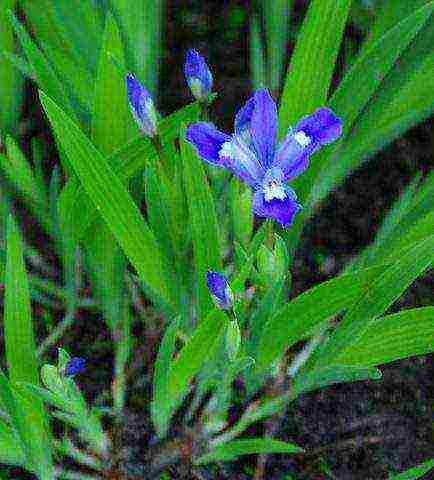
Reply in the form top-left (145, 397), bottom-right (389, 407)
top-left (186, 89), bottom-right (342, 227)
top-left (184, 49), bottom-right (213, 102)
top-left (126, 73), bottom-right (158, 137)
top-left (64, 357), bottom-right (86, 377)
top-left (206, 270), bottom-right (233, 310)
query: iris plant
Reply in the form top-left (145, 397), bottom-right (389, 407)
top-left (187, 89), bottom-right (342, 227)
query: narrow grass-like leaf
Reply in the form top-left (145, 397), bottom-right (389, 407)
top-left (0, 0), bottom-right (23, 134)
top-left (388, 458), bottom-right (434, 480)
top-left (250, 13), bottom-right (267, 90)
top-left (264, 0), bottom-right (292, 93)
top-left (292, 365), bottom-right (382, 398)
top-left (4, 216), bottom-right (39, 386)
top-left (112, 0), bottom-right (163, 95)
top-left (168, 310), bottom-right (228, 398)
top-left (257, 265), bottom-right (385, 369)
top-left (152, 317), bottom-right (180, 438)
top-left (195, 438), bottom-right (303, 465)
top-left (309, 12), bottom-right (434, 207)
top-left (40, 92), bottom-right (173, 309)
top-left (58, 102), bottom-right (200, 242)
top-left (9, 12), bottom-right (75, 120)
top-left (4, 217), bottom-right (54, 478)
top-left (320, 235), bottom-right (434, 363)
top-left (296, 2), bottom-right (433, 207)
top-left (180, 130), bottom-right (222, 319)
top-left (92, 13), bottom-right (137, 152)
top-left (0, 419), bottom-right (25, 465)
top-left (278, 0), bottom-right (352, 138)
top-left (337, 307), bottom-right (434, 367)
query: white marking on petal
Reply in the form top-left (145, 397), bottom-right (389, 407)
top-left (263, 181), bottom-right (286, 202)
top-left (219, 141), bottom-right (233, 159)
top-left (294, 130), bottom-right (311, 147)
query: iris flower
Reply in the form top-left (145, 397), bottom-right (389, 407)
top-left (186, 89), bottom-right (342, 227)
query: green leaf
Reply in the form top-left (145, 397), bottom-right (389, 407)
top-left (292, 365), bottom-right (382, 398)
top-left (337, 307), bottom-right (434, 367)
top-left (320, 235), bottom-right (434, 363)
top-left (40, 92), bottom-right (173, 309)
top-left (278, 0), bottom-right (352, 138)
top-left (306, 4), bottom-right (434, 208)
top-left (181, 130), bottom-right (222, 319)
top-left (112, 0), bottom-right (163, 95)
top-left (4, 217), bottom-right (54, 478)
top-left (0, 418), bottom-right (25, 466)
top-left (388, 458), bottom-right (434, 480)
top-left (264, 0), bottom-right (292, 92)
top-left (0, 0), bottom-right (23, 134)
top-left (1, 137), bottom-right (51, 233)
top-left (9, 12), bottom-right (75, 120)
top-left (92, 13), bottom-right (137, 153)
top-left (151, 317), bottom-right (180, 438)
top-left (168, 310), bottom-right (228, 398)
top-left (195, 438), bottom-right (304, 465)
top-left (4, 216), bottom-right (39, 386)
top-left (257, 265), bottom-right (385, 369)
top-left (58, 101), bottom-right (200, 242)
top-left (250, 13), bottom-right (267, 90)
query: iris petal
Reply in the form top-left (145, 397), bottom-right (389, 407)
top-left (186, 122), bottom-right (231, 166)
top-left (250, 89), bottom-right (277, 169)
top-left (295, 107), bottom-right (342, 146)
top-left (274, 128), bottom-right (312, 182)
top-left (253, 187), bottom-right (301, 228)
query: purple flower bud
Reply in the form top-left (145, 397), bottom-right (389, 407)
top-left (206, 270), bottom-right (233, 310)
top-left (184, 49), bottom-right (213, 102)
top-left (64, 357), bottom-right (86, 377)
top-left (126, 73), bottom-right (158, 137)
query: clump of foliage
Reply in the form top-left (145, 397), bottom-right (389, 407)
top-left (0, 1), bottom-right (433, 479)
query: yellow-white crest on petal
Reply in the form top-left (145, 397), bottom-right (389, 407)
top-left (294, 130), bottom-right (311, 147)
top-left (263, 181), bottom-right (286, 202)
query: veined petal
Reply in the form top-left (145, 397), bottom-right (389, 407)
top-left (295, 107), bottom-right (342, 146)
top-left (253, 187), bottom-right (301, 228)
top-left (186, 122), bottom-right (230, 166)
top-left (223, 134), bottom-right (265, 188)
top-left (250, 89), bottom-right (277, 168)
top-left (274, 128), bottom-right (312, 182)
top-left (234, 95), bottom-right (255, 135)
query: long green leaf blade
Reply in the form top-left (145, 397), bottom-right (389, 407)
top-left (195, 438), bottom-right (303, 465)
top-left (337, 307), bottom-right (434, 367)
top-left (40, 92), bottom-right (173, 309)
top-left (321, 235), bottom-right (434, 363)
top-left (278, 0), bottom-right (352, 138)
top-left (180, 131), bottom-right (222, 319)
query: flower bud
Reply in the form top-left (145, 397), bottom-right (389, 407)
top-left (64, 357), bottom-right (86, 377)
top-left (206, 270), bottom-right (233, 310)
top-left (126, 73), bottom-right (158, 137)
top-left (184, 49), bottom-right (213, 102)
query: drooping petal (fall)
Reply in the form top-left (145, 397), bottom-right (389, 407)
top-left (186, 122), bottom-right (230, 165)
top-left (253, 187), bottom-right (301, 228)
